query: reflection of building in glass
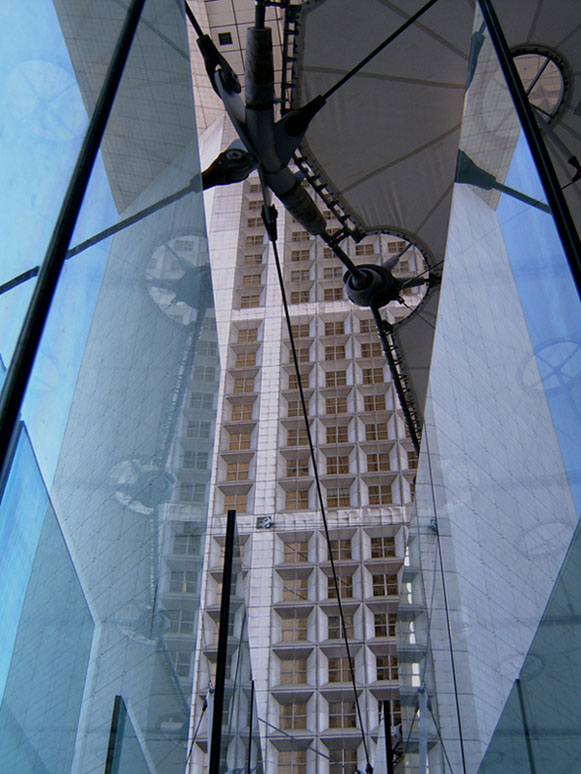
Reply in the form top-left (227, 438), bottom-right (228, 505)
top-left (0, 1), bottom-right (579, 773)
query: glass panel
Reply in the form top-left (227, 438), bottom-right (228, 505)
top-left (0, 425), bottom-right (94, 773)
top-left (402, 8), bottom-right (581, 773)
top-left (0, 2), bottom-right (217, 772)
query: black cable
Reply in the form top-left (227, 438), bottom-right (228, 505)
top-left (424, 429), bottom-right (467, 773)
top-left (261, 200), bottom-right (373, 773)
top-left (322, 0), bottom-right (441, 101)
top-left (186, 697), bottom-right (208, 766)
top-left (371, 308), bottom-right (421, 455)
top-left (184, 1), bottom-right (204, 37)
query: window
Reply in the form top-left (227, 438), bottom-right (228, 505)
top-left (231, 402), bottom-right (253, 421)
top-left (290, 346), bottom-right (310, 363)
top-left (237, 327), bottom-right (258, 343)
top-left (326, 455), bottom-right (349, 475)
top-left (327, 614), bottom-right (354, 640)
top-left (366, 423), bottom-right (388, 441)
top-left (284, 541), bottom-right (309, 563)
top-left (187, 420), bottom-right (211, 438)
top-left (359, 318), bottom-right (372, 333)
top-left (224, 493), bottom-right (247, 513)
top-left (246, 234), bottom-right (264, 247)
top-left (166, 609), bottom-right (194, 635)
top-left (287, 400), bottom-right (306, 417)
top-left (193, 365), bottom-right (216, 382)
top-left (291, 269), bottom-right (310, 282)
top-left (183, 450), bottom-right (208, 470)
top-left (323, 247), bottom-right (334, 258)
top-left (226, 462), bottom-right (249, 481)
top-left (169, 649), bottom-right (192, 678)
top-left (281, 616), bottom-right (308, 642)
top-left (326, 425), bottom-right (348, 444)
top-left (323, 266), bottom-right (343, 279)
top-left (178, 483), bottom-right (206, 503)
top-left (368, 485), bottom-right (392, 505)
top-left (249, 182), bottom-right (261, 193)
top-left (371, 536), bottom-right (396, 558)
top-left (324, 287), bottom-right (343, 301)
top-left (244, 252), bottom-right (262, 265)
top-left (328, 701), bottom-right (356, 728)
top-left (290, 249), bottom-right (310, 261)
top-left (328, 575), bottom-right (353, 599)
top-left (285, 489), bottom-right (309, 510)
top-left (169, 570), bottom-right (197, 594)
top-left (407, 451), bottom-right (418, 469)
top-left (376, 655), bottom-right (399, 681)
top-left (325, 370), bottom-right (347, 387)
top-left (329, 750), bottom-right (358, 774)
top-left (247, 216), bottom-right (262, 228)
top-left (287, 428), bottom-right (308, 447)
top-left (290, 323), bottom-right (310, 338)
top-left (355, 242), bottom-right (374, 256)
top-left (173, 534), bottom-right (201, 555)
top-left (248, 199), bottom-right (262, 210)
top-left (372, 574), bottom-right (398, 597)
top-left (374, 612), bottom-right (397, 638)
top-left (282, 577), bottom-right (309, 602)
top-left (388, 239), bottom-right (407, 252)
top-left (198, 341), bottom-right (217, 356)
top-left (229, 432), bottom-right (251, 450)
top-left (361, 342), bottom-right (382, 358)
top-left (235, 352), bottom-right (256, 368)
top-left (218, 31), bottom-right (232, 45)
top-left (240, 294), bottom-right (260, 309)
top-left (189, 393), bottom-right (213, 410)
top-left (325, 345), bottom-right (345, 360)
top-left (362, 367), bottom-right (384, 384)
top-left (288, 371), bottom-right (309, 389)
top-left (324, 320), bottom-right (345, 336)
top-left (363, 394), bottom-right (386, 412)
top-left (242, 273), bottom-right (261, 287)
top-left (286, 458), bottom-right (309, 477)
top-left (327, 487), bottom-right (350, 508)
top-left (329, 538), bottom-right (351, 560)
top-left (280, 702), bottom-right (308, 730)
top-left (278, 750), bottom-right (306, 774)
top-left (326, 397), bottom-right (347, 415)
top-left (367, 452), bottom-right (390, 472)
top-left (233, 377), bottom-right (255, 394)
top-left (291, 231), bottom-right (311, 242)
top-left (328, 657), bottom-right (352, 683)
top-left (280, 658), bottom-right (308, 685)
top-left (290, 290), bottom-right (310, 304)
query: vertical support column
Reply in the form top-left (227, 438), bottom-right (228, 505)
top-left (384, 700), bottom-right (394, 774)
top-left (418, 687), bottom-right (428, 774)
top-left (0, 0), bottom-right (148, 476)
top-left (209, 509), bottom-right (237, 774)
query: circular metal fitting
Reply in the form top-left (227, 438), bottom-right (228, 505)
top-left (343, 264), bottom-right (399, 309)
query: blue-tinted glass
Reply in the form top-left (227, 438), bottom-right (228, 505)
top-left (0, 426), bottom-right (94, 774)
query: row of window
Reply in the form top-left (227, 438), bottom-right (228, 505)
top-left (279, 611), bottom-right (397, 642)
top-left (283, 536), bottom-right (397, 563)
top-left (278, 573), bottom-right (399, 602)
top-left (277, 653), bottom-right (399, 685)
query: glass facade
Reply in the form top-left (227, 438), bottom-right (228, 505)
top-left (400, 4), bottom-right (580, 773)
top-left (0, 0), bottom-right (218, 771)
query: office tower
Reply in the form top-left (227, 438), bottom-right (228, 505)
top-left (188, 112), bottom-right (423, 772)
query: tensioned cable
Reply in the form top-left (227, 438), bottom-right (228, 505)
top-left (321, 0), bottom-right (441, 101)
top-left (423, 428), bottom-right (467, 773)
top-left (260, 199), bottom-right (373, 773)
